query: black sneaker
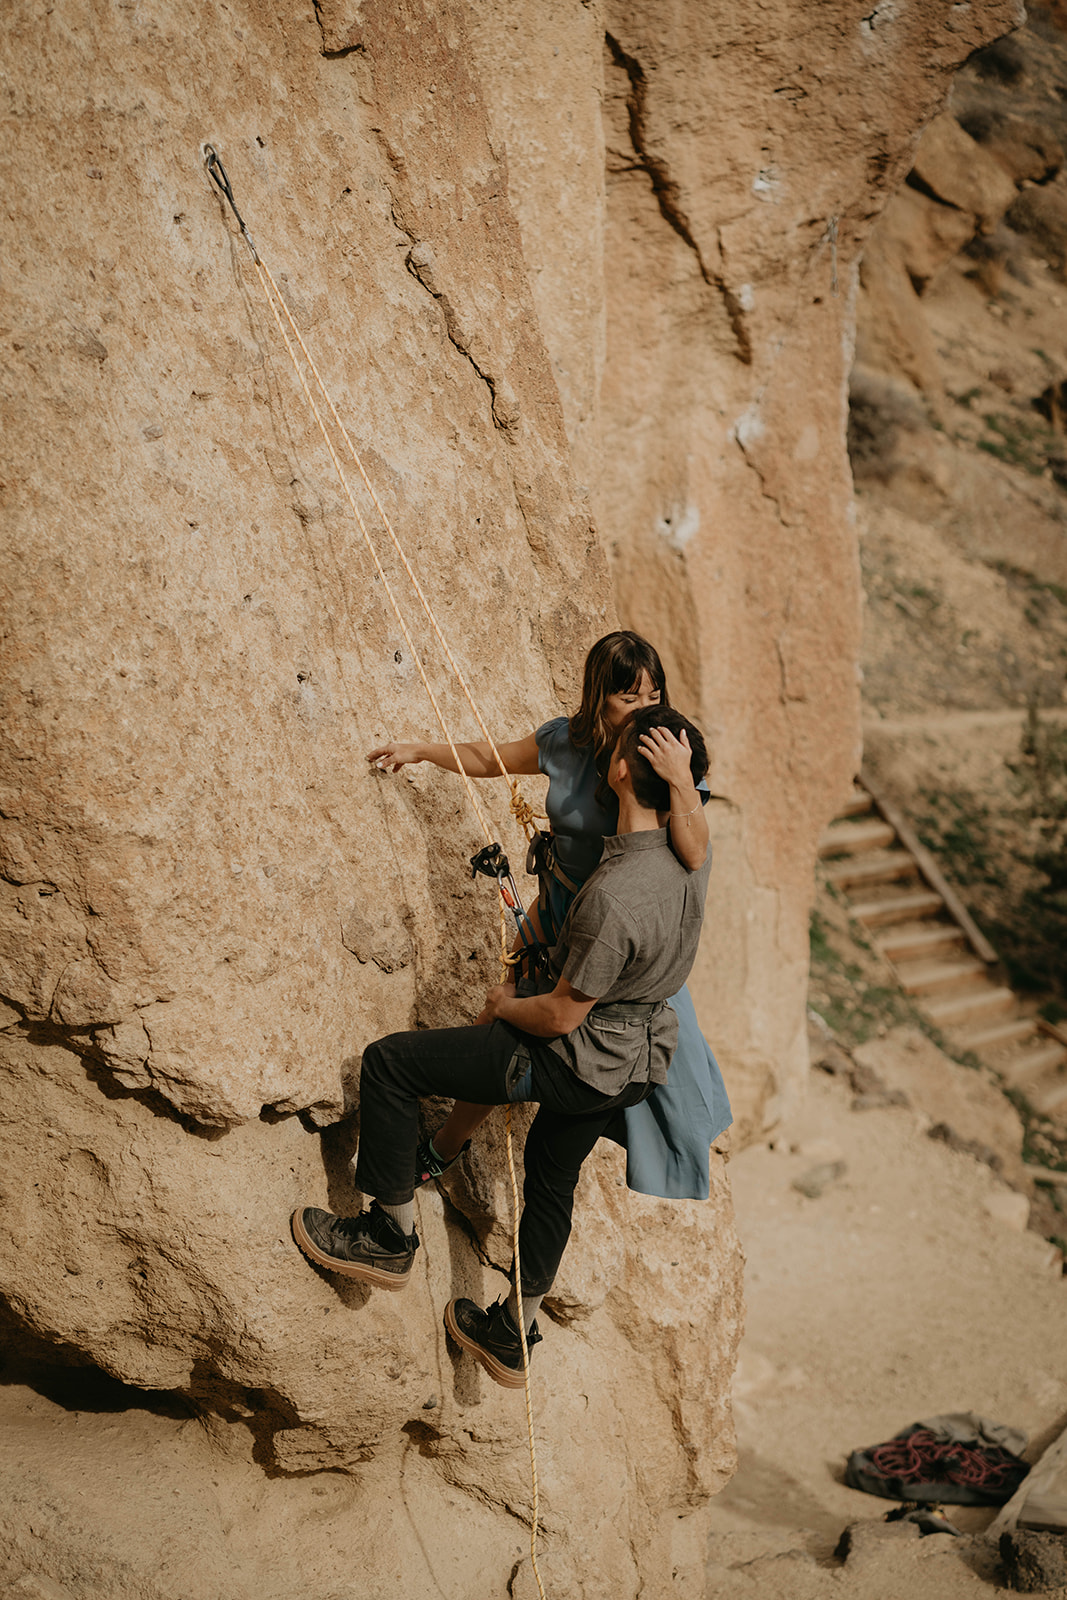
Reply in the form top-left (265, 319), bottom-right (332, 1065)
top-left (291, 1201), bottom-right (419, 1291)
top-left (415, 1135), bottom-right (471, 1187)
top-left (443, 1297), bottom-right (542, 1389)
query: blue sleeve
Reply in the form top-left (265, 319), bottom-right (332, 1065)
top-left (535, 715), bottom-right (571, 778)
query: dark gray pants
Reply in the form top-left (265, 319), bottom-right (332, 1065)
top-left (353, 1021), bottom-right (651, 1296)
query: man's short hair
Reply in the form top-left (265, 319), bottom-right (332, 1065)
top-left (618, 706), bottom-right (709, 812)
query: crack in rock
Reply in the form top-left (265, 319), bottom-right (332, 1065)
top-left (312, 0), bottom-right (367, 56)
top-left (731, 403), bottom-right (788, 526)
top-left (405, 241), bottom-right (521, 434)
top-left (606, 31), bottom-right (752, 365)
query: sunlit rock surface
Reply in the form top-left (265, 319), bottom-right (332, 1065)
top-left (0, 0), bottom-right (1017, 1593)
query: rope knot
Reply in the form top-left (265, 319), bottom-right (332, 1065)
top-left (509, 785), bottom-right (545, 839)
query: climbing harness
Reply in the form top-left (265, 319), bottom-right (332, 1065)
top-left (205, 146), bottom-right (548, 1598)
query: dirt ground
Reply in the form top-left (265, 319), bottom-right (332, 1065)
top-left (829, 68), bottom-right (1067, 1596)
top-left (702, 1043), bottom-right (1066, 1597)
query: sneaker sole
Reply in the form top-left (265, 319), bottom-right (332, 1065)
top-left (290, 1209), bottom-right (413, 1291)
top-left (443, 1298), bottom-right (530, 1389)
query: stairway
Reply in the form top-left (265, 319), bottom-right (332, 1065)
top-left (818, 782), bottom-right (1067, 1119)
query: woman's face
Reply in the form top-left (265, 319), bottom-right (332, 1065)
top-left (602, 669), bottom-right (661, 732)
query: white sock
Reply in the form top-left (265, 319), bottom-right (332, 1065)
top-left (378, 1200), bottom-right (414, 1237)
top-left (506, 1285), bottom-right (543, 1334)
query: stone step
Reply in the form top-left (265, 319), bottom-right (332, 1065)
top-left (823, 850), bottom-right (919, 891)
top-left (925, 986), bottom-right (1017, 1028)
top-left (835, 786), bottom-right (874, 821)
top-left (876, 923), bottom-right (966, 964)
top-left (1024, 1163), bottom-right (1067, 1187)
top-left (1031, 1075), bottom-right (1067, 1117)
top-left (850, 888), bottom-right (945, 927)
top-left (817, 818), bottom-right (897, 859)
top-left (959, 1015), bottom-right (1039, 1052)
top-left (895, 956), bottom-right (990, 997)
top-left (1001, 1041), bottom-right (1067, 1089)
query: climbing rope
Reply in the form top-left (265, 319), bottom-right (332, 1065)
top-left (205, 146), bottom-right (547, 1596)
top-left (869, 1430), bottom-right (1025, 1495)
top-left (203, 148), bottom-right (539, 843)
top-left (505, 1101), bottom-right (546, 1600)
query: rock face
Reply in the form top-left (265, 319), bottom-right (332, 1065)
top-left (856, 113), bottom-right (1018, 406)
top-left (579, 1), bottom-right (1020, 1139)
top-left (851, 11), bottom-right (1067, 584)
top-left (0, 0), bottom-right (1018, 1594)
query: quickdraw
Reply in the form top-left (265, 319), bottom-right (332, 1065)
top-left (470, 843), bottom-right (544, 977)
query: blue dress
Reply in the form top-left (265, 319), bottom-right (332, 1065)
top-left (534, 716), bottom-right (732, 1199)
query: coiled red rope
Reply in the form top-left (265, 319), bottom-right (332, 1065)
top-left (870, 1429), bottom-right (1021, 1492)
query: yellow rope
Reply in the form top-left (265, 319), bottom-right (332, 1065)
top-left (505, 1103), bottom-right (547, 1600)
top-left (250, 257), bottom-right (501, 851)
top-left (255, 256), bottom-right (539, 840)
top-left (510, 787), bottom-right (547, 837)
top-left (213, 165), bottom-right (547, 1597)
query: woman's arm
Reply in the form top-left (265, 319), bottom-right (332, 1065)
top-left (367, 731), bottom-right (542, 778)
top-left (637, 725), bottom-right (709, 870)
top-left (667, 789), bottom-right (710, 870)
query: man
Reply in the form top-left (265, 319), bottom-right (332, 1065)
top-left (292, 705), bottom-right (712, 1387)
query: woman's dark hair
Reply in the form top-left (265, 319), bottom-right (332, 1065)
top-left (568, 631), bottom-right (670, 763)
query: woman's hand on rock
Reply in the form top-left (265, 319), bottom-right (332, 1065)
top-left (367, 741), bottom-right (421, 773)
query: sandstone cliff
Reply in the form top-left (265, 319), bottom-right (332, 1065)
top-left (853, 8), bottom-right (1067, 588)
top-left (0, 1), bottom-right (1019, 1595)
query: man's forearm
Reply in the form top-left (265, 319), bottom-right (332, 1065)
top-left (484, 977), bottom-right (595, 1037)
top-left (494, 990), bottom-right (574, 1038)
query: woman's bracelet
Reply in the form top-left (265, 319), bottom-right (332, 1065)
top-left (669, 801), bottom-right (702, 820)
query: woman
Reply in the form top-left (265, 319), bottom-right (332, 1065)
top-left (366, 630), bottom-right (732, 1199)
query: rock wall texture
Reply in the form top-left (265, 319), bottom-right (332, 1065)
top-left (0, 0), bottom-right (1019, 1595)
top-left (852, 8), bottom-right (1067, 584)
top-left (476, 0), bottom-right (1020, 1139)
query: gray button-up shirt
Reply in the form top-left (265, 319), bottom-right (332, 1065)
top-left (538, 827), bottom-right (712, 1093)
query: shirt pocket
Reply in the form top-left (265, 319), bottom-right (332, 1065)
top-left (587, 1014), bottom-right (637, 1038)
top-left (584, 1014), bottom-right (647, 1073)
